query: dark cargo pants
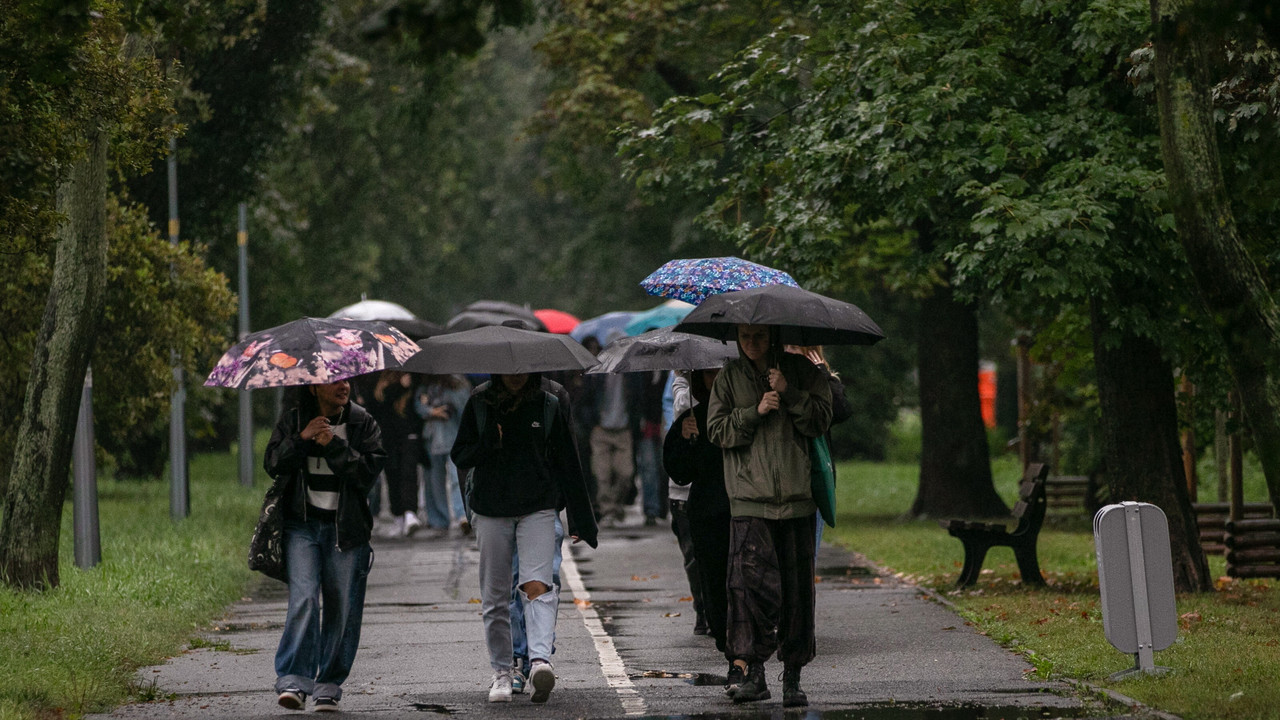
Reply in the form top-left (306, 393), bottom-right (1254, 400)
top-left (725, 515), bottom-right (816, 667)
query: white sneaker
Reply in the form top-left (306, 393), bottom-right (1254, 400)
top-left (529, 661), bottom-right (555, 703)
top-left (488, 672), bottom-right (512, 702)
top-left (403, 511), bottom-right (423, 537)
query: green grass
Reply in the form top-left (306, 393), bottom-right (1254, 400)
top-left (828, 456), bottom-right (1280, 720)
top-left (0, 444), bottom-right (266, 720)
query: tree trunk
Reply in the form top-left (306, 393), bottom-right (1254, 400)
top-left (1090, 298), bottom-right (1213, 592)
top-left (1151, 0), bottom-right (1280, 518)
top-left (0, 128), bottom-right (109, 590)
top-left (910, 280), bottom-right (1008, 519)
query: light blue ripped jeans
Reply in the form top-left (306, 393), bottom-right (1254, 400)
top-left (474, 509), bottom-right (558, 673)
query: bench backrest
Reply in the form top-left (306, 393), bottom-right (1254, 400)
top-left (1011, 463), bottom-right (1050, 536)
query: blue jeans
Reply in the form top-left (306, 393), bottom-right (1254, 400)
top-left (424, 452), bottom-right (465, 528)
top-left (275, 517), bottom-right (373, 700)
top-left (636, 435), bottom-right (664, 519)
top-left (511, 514), bottom-right (564, 671)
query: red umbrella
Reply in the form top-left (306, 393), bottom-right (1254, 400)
top-left (534, 308), bottom-right (581, 335)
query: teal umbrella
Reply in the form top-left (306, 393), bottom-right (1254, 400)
top-left (623, 300), bottom-right (694, 336)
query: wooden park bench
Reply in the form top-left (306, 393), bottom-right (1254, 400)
top-left (1045, 472), bottom-right (1108, 517)
top-left (1193, 502), bottom-right (1275, 555)
top-left (939, 463), bottom-right (1049, 588)
top-left (1225, 508), bottom-right (1280, 579)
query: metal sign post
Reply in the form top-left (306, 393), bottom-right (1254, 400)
top-left (73, 368), bottom-right (101, 569)
top-left (168, 137), bottom-right (189, 520)
top-left (237, 202), bottom-right (254, 487)
top-left (1094, 502), bottom-right (1177, 679)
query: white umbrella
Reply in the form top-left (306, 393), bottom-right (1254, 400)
top-left (329, 299), bottom-right (416, 321)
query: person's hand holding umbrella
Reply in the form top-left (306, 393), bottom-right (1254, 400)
top-left (302, 415), bottom-right (335, 446)
top-left (681, 414), bottom-right (699, 440)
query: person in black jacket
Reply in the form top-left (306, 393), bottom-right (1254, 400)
top-left (785, 345), bottom-right (853, 552)
top-left (263, 379), bottom-right (385, 713)
top-left (451, 372), bottom-right (598, 704)
top-left (662, 368), bottom-right (734, 686)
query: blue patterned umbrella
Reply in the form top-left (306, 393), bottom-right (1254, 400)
top-left (204, 317), bottom-right (420, 389)
top-left (639, 256), bottom-right (800, 305)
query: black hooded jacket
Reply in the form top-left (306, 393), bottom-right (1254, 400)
top-left (452, 375), bottom-right (598, 548)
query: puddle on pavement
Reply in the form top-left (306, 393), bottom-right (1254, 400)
top-left (650, 704), bottom-right (1096, 719)
top-left (634, 670), bottom-right (727, 686)
top-left (410, 702), bottom-right (455, 714)
top-left (816, 565), bottom-right (877, 581)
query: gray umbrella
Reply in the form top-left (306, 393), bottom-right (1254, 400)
top-left (401, 324), bottom-right (599, 375)
top-left (445, 309), bottom-right (544, 333)
top-left (675, 284), bottom-right (884, 346)
top-left (588, 327), bottom-right (738, 374)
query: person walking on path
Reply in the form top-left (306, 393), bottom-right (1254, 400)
top-left (590, 339), bottom-right (635, 526)
top-left (371, 370), bottom-right (424, 537)
top-left (451, 372), bottom-right (599, 705)
top-left (664, 370), bottom-right (706, 635)
top-left (707, 324), bottom-right (831, 707)
top-left (415, 373), bottom-right (472, 534)
top-left (664, 368), bottom-right (731, 665)
top-left (263, 379), bottom-right (385, 713)
top-left (784, 344), bottom-right (853, 552)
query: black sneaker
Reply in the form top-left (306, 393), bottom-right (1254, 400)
top-left (313, 696), bottom-right (340, 712)
top-left (724, 663), bottom-right (745, 698)
top-left (732, 663), bottom-right (770, 703)
top-left (277, 689), bottom-right (306, 710)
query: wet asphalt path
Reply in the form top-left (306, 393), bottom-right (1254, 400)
top-left (89, 514), bottom-right (1135, 719)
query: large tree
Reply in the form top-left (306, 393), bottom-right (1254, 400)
top-left (1149, 0), bottom-right (1280, 516)
top-left (0, 3), bottom-right (234, 588)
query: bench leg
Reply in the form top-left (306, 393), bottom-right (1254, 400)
top-left (1012, 542), bottom-right (1046, 587)
top-left (956, 541), bottom-right (991, 588)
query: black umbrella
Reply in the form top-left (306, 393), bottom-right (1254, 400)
top-left (674, 284), bottom-right (884, 346)
top-left (402, 324), bottom-right (599, 375)
top-left (446, 309), bottom-right (545, 333)
top-left (386, 316), bottom-right (445, 341)
top-left (588, 327), bottom-right (739, 374)
top-left (465, 299), bottom-right (542, 323)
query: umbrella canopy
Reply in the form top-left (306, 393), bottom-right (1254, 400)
top-left (329, 299), bottom-right (417, 321)
top-left (446, 309), bottom-right (544, 333)
top-left (570, 310), bottom-right (637, 343)
top-left (534, 308), bottom-right (581, 335)
top-left (588, 327), bottom-right (738, 374)
top-left (386, 317), bottom-right (444, 341)
top-left (204, 317), bottom-right (420, 390)
top-left (465, 299), bottom-right (540, 322)
top-left (623, 299), bottom-right (694, 336)
top-left (640, 256), bottom-right (800, 306)
top-left (675, 284), bottom-right (885, 346)
top-left (402, 324), bottom-right (599, 375)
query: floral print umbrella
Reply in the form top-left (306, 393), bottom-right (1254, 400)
top-left (204, 317), bottom-right (421, 390)
top-left (639, 256), bottom-right (800, 305)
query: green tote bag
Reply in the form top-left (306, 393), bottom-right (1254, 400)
top-left (810, 435), bottom-right (836, 528)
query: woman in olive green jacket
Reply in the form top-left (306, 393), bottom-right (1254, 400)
top-left (706, 324), bottom-right (831, 708)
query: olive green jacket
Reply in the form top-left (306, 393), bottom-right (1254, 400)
top-left (706, 353), bottom-right (833, 520)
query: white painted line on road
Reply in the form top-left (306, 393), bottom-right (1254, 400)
top-left (561, 545), bottom-right (648, 716)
